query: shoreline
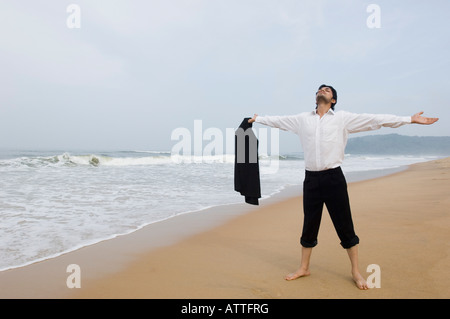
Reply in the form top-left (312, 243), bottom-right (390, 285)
top-left (0, 165), bottom-right (406, 274)
top-left (0, 158), bottom-right (448, 298)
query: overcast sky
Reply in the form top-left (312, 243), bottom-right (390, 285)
top-left (1, 0), bottom-right (449, 153)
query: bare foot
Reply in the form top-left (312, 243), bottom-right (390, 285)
top-left (285, 268), bottom-right (311, 281)
top-left (352, 271), bottom-right (369, 290)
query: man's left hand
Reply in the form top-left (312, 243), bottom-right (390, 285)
top-left (411, 112), bottom-right (439, 125)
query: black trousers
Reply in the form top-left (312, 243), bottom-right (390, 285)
top-left (300, 167), bottom-right (359, 249)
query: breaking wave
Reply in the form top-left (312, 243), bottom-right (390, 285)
top-left (0, 151), bottom-right (299, 169)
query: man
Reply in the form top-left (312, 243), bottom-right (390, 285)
top-left (248, 84), bottom-right (439, 289)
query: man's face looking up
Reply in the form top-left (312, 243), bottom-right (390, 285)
top-left (316, 86), bottom-right (335, 105)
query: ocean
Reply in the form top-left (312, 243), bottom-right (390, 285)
top-left (0, 149), bottom-right (440, 271)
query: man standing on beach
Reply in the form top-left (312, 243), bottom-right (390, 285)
top-left (248, 84), bottom-right (439, 289)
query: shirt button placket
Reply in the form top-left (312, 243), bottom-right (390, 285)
top-left (315, 115), bottom-right (321, 170)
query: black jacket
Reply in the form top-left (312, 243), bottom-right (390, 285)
top-left (234, 118), bottom-right (261, 205)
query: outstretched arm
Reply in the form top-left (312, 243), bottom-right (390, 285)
top-left (247, 113), bottom-right (301, 133)
top-left (342, 110), bottom-right (438, 134)
top-left (411, 112), bottom-right (439, 125)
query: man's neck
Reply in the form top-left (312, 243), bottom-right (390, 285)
top-left (316, 103), bottom-right (332, 118)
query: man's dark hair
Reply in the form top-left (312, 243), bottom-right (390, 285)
top-left (317, 84), bottom-right (337, 110)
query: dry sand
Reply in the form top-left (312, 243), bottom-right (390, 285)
top-left (1, 157), bottom-right (449, 299)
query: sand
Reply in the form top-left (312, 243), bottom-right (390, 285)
top-left (0, 157), bottom-right (449, 299)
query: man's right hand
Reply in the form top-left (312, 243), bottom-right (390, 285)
top-left (248, 114), bottom-right (258, 123)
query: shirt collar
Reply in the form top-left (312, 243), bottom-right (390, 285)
top-left (313, 108), bottom-right (335, 115)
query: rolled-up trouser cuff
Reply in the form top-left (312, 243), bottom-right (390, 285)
top-left (340, 236), bottom-right (360, 249)
top-left (300, 238), bottom-right (318, 248)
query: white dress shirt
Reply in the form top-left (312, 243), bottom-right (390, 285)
top-left (255, 109), bottom-right (411, 171)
